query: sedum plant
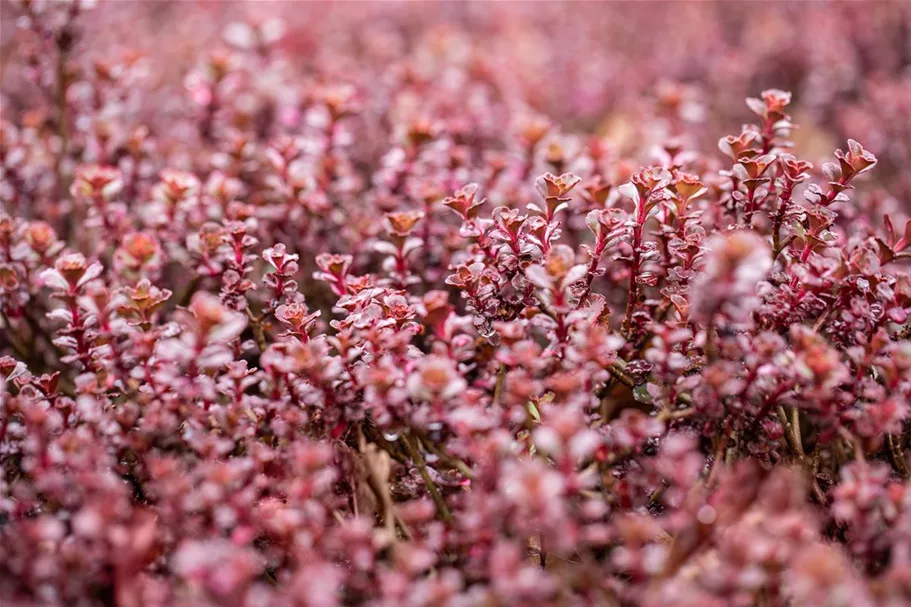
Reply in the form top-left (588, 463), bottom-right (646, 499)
top-left (1, 2), bottom-right (911, 606)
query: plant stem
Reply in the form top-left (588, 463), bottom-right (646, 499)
top-left (492, 364), bottom-right (507, 405)
top-left (887, 433), bottom-right (910, 480)
top-left (404, 433), bottom-right (452, 522)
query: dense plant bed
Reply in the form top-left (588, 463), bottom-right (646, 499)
top-left (1, 2), bottom-right (911, 606)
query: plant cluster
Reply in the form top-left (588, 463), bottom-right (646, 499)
top-left (1, 2), bottom-right (911, 606)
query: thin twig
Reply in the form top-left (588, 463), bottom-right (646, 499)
top-left (704, 323), bottom-right (717, 361)
top-left (492, 364), bottom-right (507, 405)
top-left (776, 406), bottom-right (825, 502)
top-left (417, 433), bottom-right (474, 480)
top-left (606, 360), bottom-right (635, 389)
top-left (812, 306), bottom-right (834, 333)
top-left (403, 433), bottom-right (452, 522)
top-left (246, 308), bottom-right (268, 353)
top-left (887, 433), bottom-right (909, 480)
top-left (55, 34), bottom-right (71, 221)
top-left (788, 407), bottom-right (804, 457)
top-left (597, 377), bottom-right (617, 426)
top-left (356, 425), bottom-right (397, 537)
top-left (706, 419), bottom-right (733, 487)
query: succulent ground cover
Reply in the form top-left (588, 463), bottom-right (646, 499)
top-left (1, 2), bottom-right (911, 606)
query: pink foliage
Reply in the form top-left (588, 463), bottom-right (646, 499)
top-left (1, 2), bottom-right (911, 606)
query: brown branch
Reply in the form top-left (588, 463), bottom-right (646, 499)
top-left (417, 433), bottom-right (474, 480)
top-left (404, 433), bottom-right (452, 522)
top-left (245, 308), bottom-right (268, 353)
top-left (492, 364), bottom-right (507, 405)
top-left (606, 360), bottom-right (635, 389)
top-left (887, 433), bottom-right (910, 480)
top-left (776, 406), bottom-right (825, 502)
top-left (357, 425), bottom-right (397, 537)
